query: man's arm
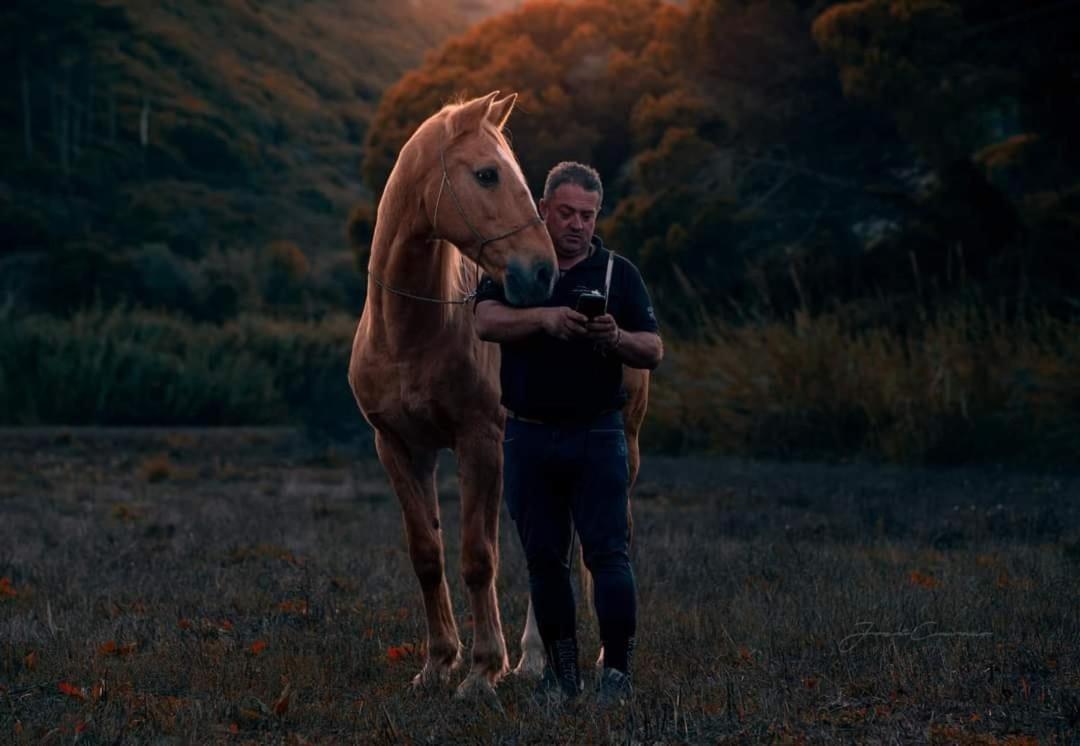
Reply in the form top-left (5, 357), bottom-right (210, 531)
top-left (475, 299), bottom-right (589, 343)
top-left (612, 328), bottom-right (663, 370)
top-left (585, 315), bottom-right (663, 370)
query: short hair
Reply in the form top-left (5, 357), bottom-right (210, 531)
top-left (542, 161), bottom-right (603, 206)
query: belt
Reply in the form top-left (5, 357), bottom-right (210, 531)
top-left (505, 408), bottom-right (618, 426)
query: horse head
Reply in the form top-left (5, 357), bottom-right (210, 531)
top-left (415, 91), bottom-right (557, 306)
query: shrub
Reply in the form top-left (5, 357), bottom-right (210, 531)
top-left (646, 300), bottom-right (1080, 465)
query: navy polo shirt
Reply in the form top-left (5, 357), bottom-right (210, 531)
top-left (474, 236), bottom-right (658, 422)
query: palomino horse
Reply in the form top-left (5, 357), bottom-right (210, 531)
top-left (348, 91), bottom-right (649, 700)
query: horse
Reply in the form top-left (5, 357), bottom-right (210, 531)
top-left (348, 91), bottom-right (650, 701)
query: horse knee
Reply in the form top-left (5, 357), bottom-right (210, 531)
top-left (410, 543), bottom-right (445, 589)
top-left (462, 549), bottom-right (495, 590)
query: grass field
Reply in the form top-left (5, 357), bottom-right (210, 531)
top-left (1, 429), bottom-right (1078, 743)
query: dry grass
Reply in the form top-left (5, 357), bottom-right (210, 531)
top-left (649, 303), bottom-right (1080, 464)
top-left (0, 429), bottom-right (1078, 742)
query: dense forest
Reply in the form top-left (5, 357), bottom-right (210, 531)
top-left (0, 0), bottom-right (517, 315)
top-left (1, 0), bottom-right (1077, 463)
top-left (364, 0), bottom-right (1080, 326)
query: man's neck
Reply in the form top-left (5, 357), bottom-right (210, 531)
top-left (556, 239), bottom-right (595, 271)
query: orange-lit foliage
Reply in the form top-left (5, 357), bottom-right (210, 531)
top-left (362, 0), bottom-right (691, 198)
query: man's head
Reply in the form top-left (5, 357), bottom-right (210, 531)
top-left (538, 162), bottom-right (603, 260)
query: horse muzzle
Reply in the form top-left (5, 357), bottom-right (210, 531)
top-left (504, 257), bottom-right (556, 307)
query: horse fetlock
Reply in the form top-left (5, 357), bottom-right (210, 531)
top-left (471, 643), bottom-right (509, 681)
top-left (428, 636), bottom-right (462, 668)
top-left (411, 659), bottom-right (453, 689)
top-left (512, 648), bottom-right (547, 679)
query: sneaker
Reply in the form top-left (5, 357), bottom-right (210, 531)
top-left (596, 667), bottom-right (633, 709)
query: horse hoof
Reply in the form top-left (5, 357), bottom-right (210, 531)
top-left (450, 644), bottom-right (466, 672)
top-left (511, 651), bottom-right (546, 679)
top-left (454, 672), bottom-right (504, 712)
top-left (411, 661), bottom-right (452, 690)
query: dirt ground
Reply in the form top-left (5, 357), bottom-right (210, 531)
top-left (1, 428), bottom-right (1078, 743)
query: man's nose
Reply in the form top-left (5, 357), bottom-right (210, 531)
top-left (570, 214), bottom-right (583, 230)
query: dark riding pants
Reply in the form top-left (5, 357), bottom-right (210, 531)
top-left (503, 410), bottom-right (637, 661)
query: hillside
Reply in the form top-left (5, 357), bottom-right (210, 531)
top-left (0, 0), bottom-right (518, 261)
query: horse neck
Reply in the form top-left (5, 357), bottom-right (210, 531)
top-left (364, 202), bottom-right (472, 348)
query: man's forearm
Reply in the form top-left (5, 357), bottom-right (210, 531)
top-left (475, 301), bottom-right (548, 343)
top-left (611, 329), bottom-right (663, 370)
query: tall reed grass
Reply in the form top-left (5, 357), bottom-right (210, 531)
top-left (648, 303), bottom-right (1080, 464)
top-left (3, 302), bottom-right (1077, 464)
top-left (0, 307), bottom-right (357, 428)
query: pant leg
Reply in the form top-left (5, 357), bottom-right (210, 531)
top-left (570, 413), bottom-right (636, 667)
top-left (503, 419), bottom-right (576, 643)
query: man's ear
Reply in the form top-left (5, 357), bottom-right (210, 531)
top-left (538, 197), bottom-right (548, 220)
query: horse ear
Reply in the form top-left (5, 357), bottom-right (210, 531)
top-left (450, 91), bottom-right (501, 138)
top-left (487, 93), bottom-right (517, 130)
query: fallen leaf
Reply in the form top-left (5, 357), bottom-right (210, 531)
top-left (98, 640), bottom-right (138, 657)
top-left (386, 644), bottom-right (415, 662)
top-left (74, 721), bottom-right (87, 734)
top-left (228, 723), bottom-right (239, 734)
top-left (278, 599), bottom-right (309, 616)
top-left (907, 570), bottom-right (941, 589)
top-left (59, 681), bottom-right (86, 700)
top-left (0, 577), bottom-right (16, 598)
top-left (273, 683), bottom-right (292, 716)
top-left (90, 680), bottom-right (106, 702)
top-left (24, 650), bottom-right (38, 670)
top-left (248, 640), bottom-right (268, 656)
top-left (238, 707), bottom-right (265, 722)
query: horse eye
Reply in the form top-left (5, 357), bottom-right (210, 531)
top-left (474, 168), bottom-right (499, 187)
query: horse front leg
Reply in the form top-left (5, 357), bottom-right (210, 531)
top-left (375, 431), bottom-right (461, 688)
top-left (454, 433), bottom-right (509, 701)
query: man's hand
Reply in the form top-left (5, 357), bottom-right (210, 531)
top-left (541, 306), bottom-right (589, 340)
top-left (585, 313), bottom-right (619, 350)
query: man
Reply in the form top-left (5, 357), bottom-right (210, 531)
top-left (474, 162), bottom-right (663, 706)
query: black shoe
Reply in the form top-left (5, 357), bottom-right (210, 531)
top-left (538, 637), bottom-right (581, 703)
top-left (596, 667), bottom-right (633, 709)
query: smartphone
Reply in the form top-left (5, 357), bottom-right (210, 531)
top-left (575, 290), bottom-right (607, 319)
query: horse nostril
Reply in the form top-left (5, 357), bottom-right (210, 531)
top-left (534, 262), bottom-right (553, 289)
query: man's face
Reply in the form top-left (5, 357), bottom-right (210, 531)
top-left (539, 183), bottom-right (601, 260)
